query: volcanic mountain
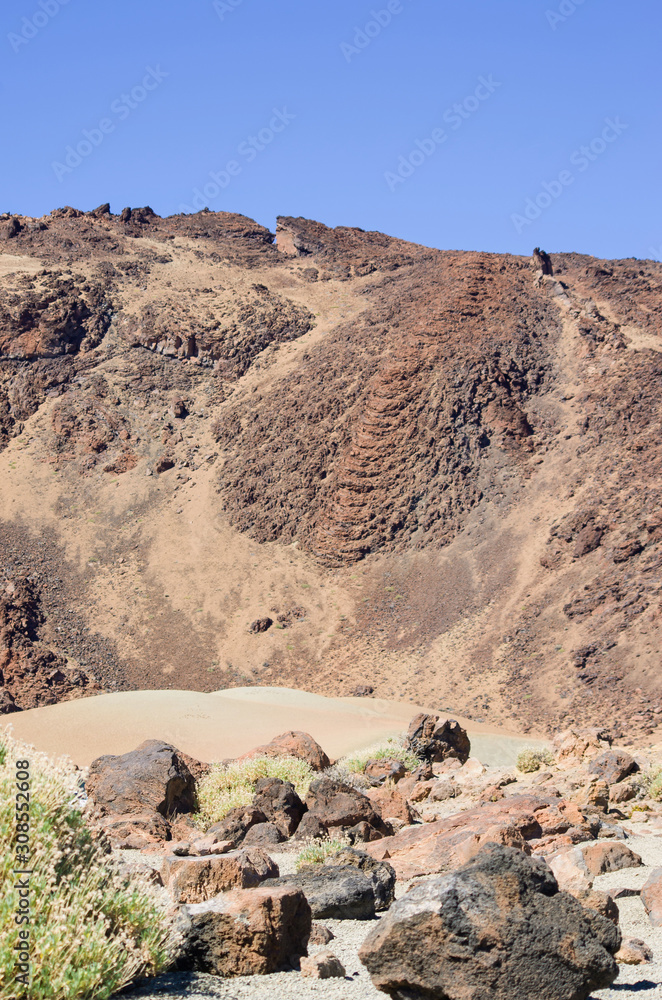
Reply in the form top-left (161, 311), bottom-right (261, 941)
top-left (0, 204), bottom-right (660, 739)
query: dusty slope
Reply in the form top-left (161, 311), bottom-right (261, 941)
top-left (0, 205), bottom-right (660, 739)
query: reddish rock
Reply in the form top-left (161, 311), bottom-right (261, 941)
top-left (589, 750), bottom-right (638, 786)
top-left (581, 842), bottom-right (642, 876)
top-left (300, 951), bottom-right (346, 979)
top-left (641, 868), bottom-right (662, 927)
top-left (571, 888), bottom-right (620, 924)
top-left (179, 885), bottom-right (311, 976)
top-left (308, 923), bottom-right (335, 946)
top-left (366, 785), bottom-right (418, 825)
top-left (237, 731), bottom-right (330, 772)
top-left (616, 938), bottom-right (653, 964)
top-left (161, 847), bottom-right (279, 903)
top-left (364, 758), bottom-right (407, 785)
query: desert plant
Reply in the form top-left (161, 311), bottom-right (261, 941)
top-left (516, 746), bottom-right (555, 773)
top-left (295, 835), bottom-right (351, 871)
top-left (340, 736), bottom-right (421, 776)
top-left (0, 732), bottom-right (172, 1000)
top-left (640, 765), bottom-right (662, 802)
top-left (194, 754), bottom-right (314, 829)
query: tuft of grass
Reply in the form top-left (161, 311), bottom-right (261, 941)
top-left (194, 754), bottom-right (314, 830)
top-left (340, 736), bottom-right (421, 776)
top-left (295, 835), bottom-right (350, 871)
top-left (516, 746), bottom-right (555, 773)
top-left (640, 766), bottom-right (662, 802)
top-left (0, 732), bottom-right (172, 1000)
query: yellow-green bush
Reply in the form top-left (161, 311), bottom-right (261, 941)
top-left (340, 736), bottom-right (421, 776)
top-left (516, 746), bottom-right (555, 773)
top-left (641, 765), bottom-right (662, 801)
top-left (295, 835), bottom-right (350, 871)
top-left (194, 754), bottom-right (314, 830)
top-left (0, 733), bottom-right (172, 1000)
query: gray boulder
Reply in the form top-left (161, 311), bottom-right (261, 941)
top-left (263, 851), bottom-right (395, 919)
top-left (359, 843), bottom-right (620, 999)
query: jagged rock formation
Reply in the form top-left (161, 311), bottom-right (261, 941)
top-left (0, 206), bottom-right (660, 738)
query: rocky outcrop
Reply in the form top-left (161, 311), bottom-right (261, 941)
top-left (359, 843), bottom-right (620, 1000)
top-left (236, 731), bottom-right (330, 772)
top-left (295, 776), bottom-right (391, 840)
top-left (161, 848), bottom-right (278, 903)
top-left (177, 885), bottom-right (311, 976)
top-left (405, 713), bottom-right (471, 763)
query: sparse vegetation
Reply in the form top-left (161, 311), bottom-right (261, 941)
top-left (341, 736), bottom-right (421, 776)
top-left (641, 765), bottom-right (662, 802)
top-left (194, 754), bottom-right (314, 829)
top-left (0, 733), bottom-right (171, 1000)
top-left (295, 835), bottom-right (351, 870)
top-left (516, 746), bottom-right (555, 773)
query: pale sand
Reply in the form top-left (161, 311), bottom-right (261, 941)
top-left (0, 686), bottom-right (543, 766)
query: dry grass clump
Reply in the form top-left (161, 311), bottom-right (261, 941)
top-left (194, 754), bottom-right (314, 829)
top-left (516, 746), bottom-right (555, 773)
top-left (641, 765), bottom-right (662, 802)
top-left (0, 732), bottom-right (172, 1000)
top-left (340, 736), bottom-right (421, 777)
top-left (295, 835), bottom-right (351, 871)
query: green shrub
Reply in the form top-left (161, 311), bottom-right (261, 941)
top-left (0, 732), bottom-right (172, 1000)
top-left (516, 746), bottom-right (555, 773)
top-left (295, 835), bottom-right (350, 871)
top-left (194, 754), bottom-right (314, 829)
top-left (340, 736), bottom-right (421, 776)
top-left (641, 766), bottom-right (662, 801)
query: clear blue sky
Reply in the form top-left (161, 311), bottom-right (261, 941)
top-left (2, 0), bottom-right (660, 259)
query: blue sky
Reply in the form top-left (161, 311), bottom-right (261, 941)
top-left (1, 0), bottom-right (660, 259)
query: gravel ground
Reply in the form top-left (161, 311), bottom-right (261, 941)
top-left (118, 835), bottom-right (662, 1000)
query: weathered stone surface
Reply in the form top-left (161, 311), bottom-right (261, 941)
top-left (300, 950), bottom-right (346, 979)
top-left (161, 848), bottom-right (279, 903)
top-left (298, 776), bottom-right (390, 838)
top-left (366, 785), bottom-right (417, 825)
top-left (548, 847), bottom-right (593, 892)
top-left (364, 758), bottom-right (407, 786)
top-left (570, 888), bottom-right (619, 925)
top-left (405, 713), bottom-right (471, 764)
top-left (237, 731), bottom-right (330, 771)
top-left (86, 740), bottom-right (196, 819)
top-left (251, 776), bottom-right (306, 836)
top-left (428, 777), bottom-right (457, 802)
top-left (641, 867), bottom-right (662, 927)
top-left (178, 885), bottom-right (311, 976)
top-left (264, 850), bottom-right (395, 920)
top-left (207, 806), bottom-right (267, 847)
top-left (359, 844), bottom-right (620, 1000)
top-left (365, 795), bottom-right (552, 879)
top-left (589, 750), bottom-right (638, 785)
top-left (308, 923), bottom-right (335, 945)
top-left (581, 841), bottom-right (642, 876)
top-left (241, 822), bottom-right (285, 846)
top-left (322, 848), bottom-right (396, 911)
top-left (609, 779), bottom-right (638, 803)
top-left (616, 937), bottom-right (653, 964)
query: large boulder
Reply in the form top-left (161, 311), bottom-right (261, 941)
top-left (323, 847), bottom-right (396, 910)
top-left (263, 865), bottom-right (388, 920)
top-left (177, 885), bottom-right (311, 976)
top-left (296, 776), bottom-right (391, 840)
top-left (161, 848), bottom-right (278, 903)
top-left (641, 868), bottom-right (662, 927)
top-left (86, 740), bottom-right (197, 818)
top-left (252, 777), bottom-right (306, 836)
top-left (588, 750), bottom-right (638, 786)
top-left (405, 713), bottom-right (470, 764)
top-left (359, 844), bottom-right (620, 1000)
top-left (236, 731), bottom-right (330, 771)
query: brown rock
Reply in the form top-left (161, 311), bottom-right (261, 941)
top-left (352, 685), bottom-right (374, 697)
top-left (641, 867), bottom-right (662, 926)
top-left (581, 842), bottom-right (642, 876)
top-left (615, 938), bottom-right (653, 964)
top-left (308, 923), bottom-right (335, 946)
top-left (364, 758), bottom-right (407, 785)
top-left (548, 847), bottom-right (592, 892)
top-left (241, 822), bottom-right (285, 847)
top-left (359, 843), bottom-right (620, 1000)
top-left (300, 951), bottom-right (346, 979)
top-left (86, 740), bottom-right (196, 821)
top-left (298, 776), bottom-right (390, 838)
top-left (428, 778), bottom-right (457, 802)
top-left (251, 776), bottom-right (306, 836)
top-left (249, 617), bottom-right (273, 633)
top-left (589, 750), bottom-right (638, 785)
top-left (367, 785), bottom-right (418, 825)
top-left (405, 713), bottom-right (471, 764)
top-left (570, 888), bottom-right (619, 924)
top-left (161, 847), bottom-right (279, 903)
top-left (609, 779), bottom-right (638, 803)
top-left (207, 805), bottom-right (267, 847)
top-left (237, 731), bottom-right (330, 772)
top-left (179, 885), bottom-right (311, 976)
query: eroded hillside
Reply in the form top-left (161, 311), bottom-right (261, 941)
top-left (0, 205), bottom-right (660, 738)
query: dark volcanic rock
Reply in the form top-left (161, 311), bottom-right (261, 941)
top-left (296, 776), bottom-right (391, 838)
top-left (588, 750), bottom-right (638, 786)
top-left (263, 853), bottom-right (395, 920)
top-left (251, 776), bottom-right (306, 837)
top-left (86, 739), bottom-right (197, 818)
top-left (405, 713), bottom-right (471, 764)
top-left (359, 843), bottom-right (620, 1000)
